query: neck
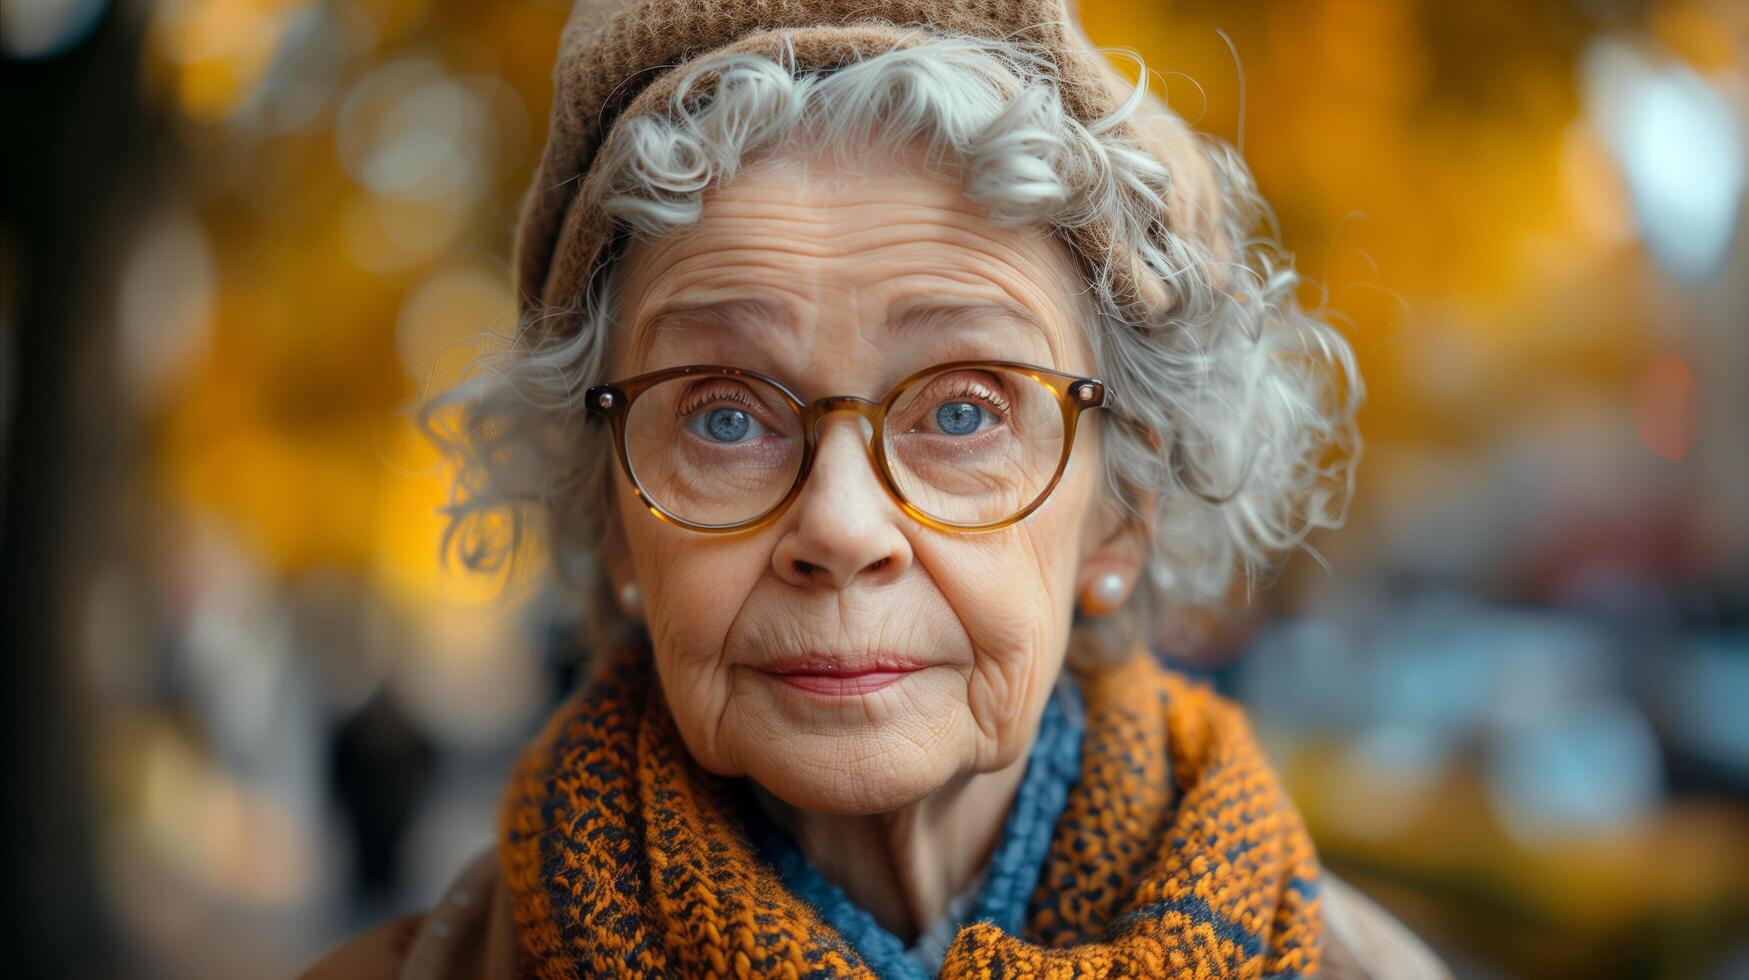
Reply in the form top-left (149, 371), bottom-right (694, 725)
top-left (751, 753), bottom-right (1030, 943)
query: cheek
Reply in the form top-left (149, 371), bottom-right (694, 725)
top-left (919, 478), bottom-right (1090, 759)
top-left (615, 485), bottom-right (766, 765)
top-left (616, 475), bottom-right (747, 647)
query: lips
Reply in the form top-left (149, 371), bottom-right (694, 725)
top-left (755, 654), bottom-right (929, 697)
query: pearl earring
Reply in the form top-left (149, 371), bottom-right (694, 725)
top-left (1080, 572), bottom-right (1126, 616)
top-left (618, 581), bottom-right (641, 614)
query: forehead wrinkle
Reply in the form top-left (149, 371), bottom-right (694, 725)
top-left (617, 167), bottom-right (1095, 375)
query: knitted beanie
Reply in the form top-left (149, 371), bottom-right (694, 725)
top-left (515, 0), bottom-right (1226, 336)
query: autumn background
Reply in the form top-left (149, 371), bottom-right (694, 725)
top-left (3, 0), bottom-right (1746, 976)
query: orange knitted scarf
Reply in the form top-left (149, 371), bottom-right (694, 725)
top-left (500, 647), bottom-right (1324, 978)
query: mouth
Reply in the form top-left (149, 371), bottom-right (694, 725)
top-left (754, 654), bottom-right (930, 697)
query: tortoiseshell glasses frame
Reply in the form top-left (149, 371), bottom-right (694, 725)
top-left (585, 359), bottom-right (1108, 534)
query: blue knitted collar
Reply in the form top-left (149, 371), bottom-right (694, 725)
top-left (739, 675), bottom-right (1087, 980)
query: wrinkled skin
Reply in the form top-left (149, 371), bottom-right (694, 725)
top-left (603, 153), bottom-right (1143, 938)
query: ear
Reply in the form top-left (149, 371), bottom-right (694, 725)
top-left (1076, 492), bottom-right (1149, 616)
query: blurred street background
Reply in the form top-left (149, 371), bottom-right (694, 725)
top-left (2, 0), bottom-right (1746, 976)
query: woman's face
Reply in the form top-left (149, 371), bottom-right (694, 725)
top-left (607, 154), bottom-right (1137, 814)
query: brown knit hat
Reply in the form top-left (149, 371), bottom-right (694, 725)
top-left (515, 0), bottom-right (1225, 335)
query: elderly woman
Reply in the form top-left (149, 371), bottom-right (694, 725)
top-left (309, 0), bottom-right (1447, 977)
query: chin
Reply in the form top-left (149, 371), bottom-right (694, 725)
top-left (711, 669), bottom-right (972, 814)
top-left (742, 736), bottom-right (959, 815)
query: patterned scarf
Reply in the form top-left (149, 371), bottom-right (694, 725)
top-left (500, 646), bottom-right (1325, 978)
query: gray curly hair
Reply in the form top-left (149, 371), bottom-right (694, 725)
top-left (422, 30), bottom-right (1362, 664)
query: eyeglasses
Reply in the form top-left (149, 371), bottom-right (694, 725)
top-left (586, 360), bottom-right (1108, 533)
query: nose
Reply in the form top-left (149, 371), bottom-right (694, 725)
top-left (771, 415), bottom-right (912, 590)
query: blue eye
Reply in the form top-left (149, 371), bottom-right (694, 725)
top-left (689, 406), bottom-right (764, 443)
top-left (935, 401), bottom-right (986, 436)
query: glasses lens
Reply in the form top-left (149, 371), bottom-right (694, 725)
top-left (882, 365), bottom-right (1067, 526)
top-left (623, 371), bottom-right (804, 528)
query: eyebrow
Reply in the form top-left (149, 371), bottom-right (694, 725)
top-left (887, 299), bottom-right (1056, 348)
top-left (631, 297), bottom-right (798, 363)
